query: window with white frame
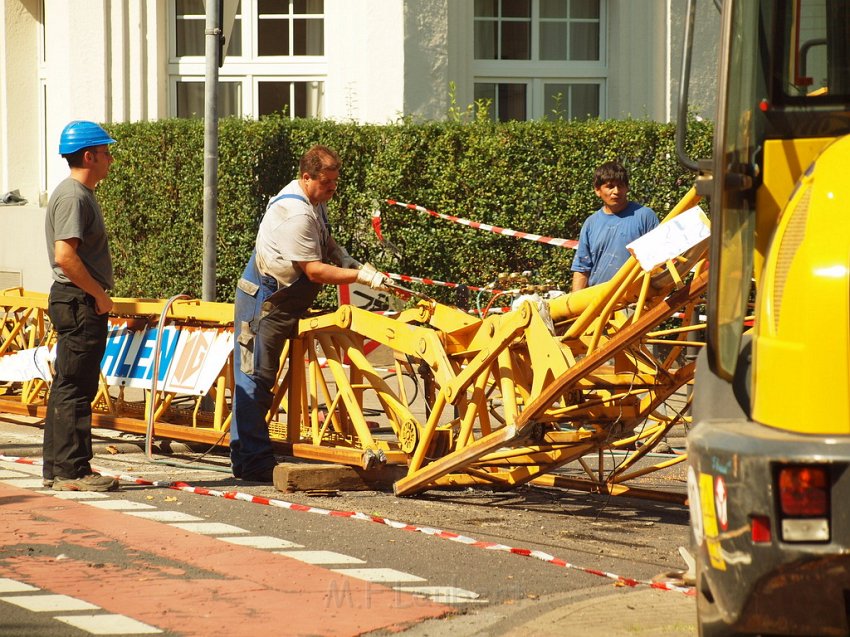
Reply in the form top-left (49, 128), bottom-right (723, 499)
top-left (170, 0), bottom-right (326, 119)
top-left (473, 0), bottom-right (605, 121)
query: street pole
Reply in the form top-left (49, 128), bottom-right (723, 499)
top-left (202, 0), bottom-right (221, 302)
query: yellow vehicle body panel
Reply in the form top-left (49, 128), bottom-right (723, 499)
top-left (755, 137), bottom-right (839, 282)
top-left (752, 134), bottom-right (850, 434)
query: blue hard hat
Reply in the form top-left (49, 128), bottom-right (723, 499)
top-left (58, 120), bottom-right (116, 155)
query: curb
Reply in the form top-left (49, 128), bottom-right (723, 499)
top-left (0, 414), bottom-right (200, 459)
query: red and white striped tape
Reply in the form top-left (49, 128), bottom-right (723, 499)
top-left (0, 454), bottom-right (693, 596)
top-left (386, 272), bottom-right (498, 294)
top-left (383, 199), bottom-right (579, 249)
top-left (383, 272), bottom-right (513, 315)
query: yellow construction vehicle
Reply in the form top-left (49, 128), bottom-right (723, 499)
top-left (682, 1), bottom-right (850, 635)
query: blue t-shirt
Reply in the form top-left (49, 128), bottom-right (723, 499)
top-left (570, 201), bottom-right (659, 287)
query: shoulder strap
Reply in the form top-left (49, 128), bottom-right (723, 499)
top-left (267, 193), bottom-right (309, 210)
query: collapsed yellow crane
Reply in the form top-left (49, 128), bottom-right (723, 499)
top-left (0, 189), bottom-right (707, 499)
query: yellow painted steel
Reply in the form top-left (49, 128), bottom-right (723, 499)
top-left (752, 134), bottom-right (850, 434)
top-left (0, 288), bottom-right (234, 445)
top-left (0, 187), bottom-right (707, 497)
top-left (754, 137), bottom-right (839, 282)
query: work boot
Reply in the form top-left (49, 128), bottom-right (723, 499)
top-left (53, 474), bottom-right (119, 492)
top-left (239, 465), bottom-right (276, 484)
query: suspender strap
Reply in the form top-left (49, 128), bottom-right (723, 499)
top-left (266, 192), bottom-right (329, 228)
top-left (266, 193), bottom-right (309, 209)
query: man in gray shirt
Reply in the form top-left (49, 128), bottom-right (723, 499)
top-left (43, 120), bottom-right (120, 492)
top-left (231, 145), bottom-right (387, 482)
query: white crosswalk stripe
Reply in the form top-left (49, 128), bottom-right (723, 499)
top-left (1, 460), bottom-right (484, 607)
top-left (55, 613), bottom-right (163, 635)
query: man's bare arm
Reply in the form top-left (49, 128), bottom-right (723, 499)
top-left (571, 271), bottom-right (589, 292)
top-left (298, 260), bottom-right (359, 285)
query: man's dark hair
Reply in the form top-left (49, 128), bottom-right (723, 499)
top-left (300, 145), bottom-right (341, 178)
top-left (593, 161), bottom-right (629, 188)
top-left (62, 147), bottom-right (91, 169)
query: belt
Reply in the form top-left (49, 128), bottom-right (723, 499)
top-left (53, 280), bottom-right (110, 293)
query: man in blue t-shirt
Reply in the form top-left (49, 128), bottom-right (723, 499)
top-left (570, 162), bottom-right (659, 291)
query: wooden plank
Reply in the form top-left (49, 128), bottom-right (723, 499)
top-left (273, 462), bottom-right (407, 493)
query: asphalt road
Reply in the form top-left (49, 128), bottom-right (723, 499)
top-left (0, 418), bottom-right (696, 636)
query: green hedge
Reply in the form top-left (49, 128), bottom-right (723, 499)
top-left (99, 116), bottom-right (712, 308)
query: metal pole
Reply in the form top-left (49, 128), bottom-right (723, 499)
top-left (202, 1), bottom-right (221, 302)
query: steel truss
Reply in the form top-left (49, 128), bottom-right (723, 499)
top-left (0, 191), bottom-right (707, 500)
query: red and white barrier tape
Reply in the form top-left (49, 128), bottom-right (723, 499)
top-left (1, 454), bottom-right (693, 596)
top-left (382, 199), bottom-right (579, 249)
top-left (386, 272), bottom-right (498, 294)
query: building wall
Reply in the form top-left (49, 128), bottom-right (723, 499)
top-left (607, 0), bottom-right (667, 120)
top-left (0, 0), bottom-right (720, 295)
top-left (0, 1), bottom-right (50, 292)
top-left (0, 0), bottom-right (42, 206)
top-left (106, 0), bottom-right (168, 125)
top-left (668, 0), bottom-right (720, 122)
top-left (403, 0), bottom-right (450, 121)
top-left (324, 0), bottom-right (407, 122)
top-left (43, 0), bottom-right (111, 196)
top-left (0, 204), bottom-right (51, 292)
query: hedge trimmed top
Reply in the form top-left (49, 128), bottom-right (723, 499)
top-left (99, 115), bottom-right (712, 308)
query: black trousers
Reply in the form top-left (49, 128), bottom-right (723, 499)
top-left (43, 282), bottom-right (108, 480)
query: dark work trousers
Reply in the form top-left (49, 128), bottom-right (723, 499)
top-left (230, 251), bottom-right (321, 478)
top-left (43, 282), bottom-right (108, 481)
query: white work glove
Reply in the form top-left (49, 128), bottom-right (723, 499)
top-left (355, 262), bottom-right (389, 290)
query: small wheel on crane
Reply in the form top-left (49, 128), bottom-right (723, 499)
top-left (399, 419), bottom-right (419, 454)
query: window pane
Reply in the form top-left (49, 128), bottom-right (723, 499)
top-left (544, 83), bottom-right (569, 118)
top-left (475, 21), bottom-right (497, 59)
top-left (570, 22), bottom-right (599, 60)
top-left (474, 83), bottom-right (496, 120)
top-left (294, 0), bottom-right (324, 13)
top-left (294, 81), bottom-right (323, 117)
top-left (179, 2), bottom-right (242, 58)
top-left (475, 0), bottom-right (497, 18)
top-left (474, 83), bottom-right (496, 102)
top-left (258, 0), bottom-right (286, 12)
top-left (226, 18), bottom-right (242, 57)
top-left (570, 0), bottom-right (600, 20)
top-left (294, 18), bottom-right (324, 55)
top-left (498, 83), bottom-right (526, 120)
top-left (259, 18), bottom-right (289, 55)
top-left (176, 18), bottom-right (205, 56)
top-left (501, 21), bottom-right (530, 59)
top-left (176, 81), bottom-right (241, 118)
top-left (540, 0), bottom-right (567, 19)
top-left (502, 0), bottom-right (530, 18)
top-left (540, 22), bottom-right (567, 60)
top-left (176, 0), bottom-right (204, 13)
top-left (259, 81), bottom-right (290, 116)
top-left (258, 80), bottom-right (324, 118)
top-left (571, 83), bottom-right (600, 119)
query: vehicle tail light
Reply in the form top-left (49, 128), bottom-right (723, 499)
top-left (778, 466), bottom-right (829, 516)
top-left (751, 515), bottom-right (771, 543)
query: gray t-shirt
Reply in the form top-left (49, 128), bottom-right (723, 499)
top-left (45, 177), bottom-right (114, 289)
top-left (255, 180), bottom-right (331, 287)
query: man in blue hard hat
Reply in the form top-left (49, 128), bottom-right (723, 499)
top-left (43, 120), bottom-right (120, 492)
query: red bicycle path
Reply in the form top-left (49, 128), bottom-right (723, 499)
top-left (0, 482), bottom-right (451, 636)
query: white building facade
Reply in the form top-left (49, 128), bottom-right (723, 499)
top-left (0, 0), bottom-right (719, 293)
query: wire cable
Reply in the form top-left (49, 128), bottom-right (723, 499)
top-left (145, 294), bottom-right (231, 473)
